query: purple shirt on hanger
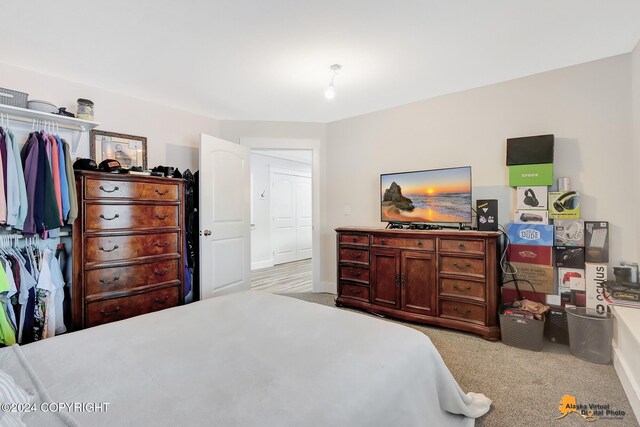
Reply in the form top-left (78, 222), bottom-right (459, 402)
top-left (21, 134), bottom-right (40, 236)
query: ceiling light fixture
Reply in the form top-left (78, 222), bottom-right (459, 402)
top-left (324, 64), bottom-right (342, 99)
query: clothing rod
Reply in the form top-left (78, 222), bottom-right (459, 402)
top-left (0, 231), bottom-right (71, 239)
top-left (2, 113), bottom-right (88, 132)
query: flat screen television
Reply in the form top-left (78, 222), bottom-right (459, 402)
top-left (380, 166), bottom-right (472, 224)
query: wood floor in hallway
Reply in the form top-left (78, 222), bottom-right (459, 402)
top-left (251, 259), bottom-right (312, 294)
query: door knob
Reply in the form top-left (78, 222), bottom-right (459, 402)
top-left (204, 230), bottom-right (212, 236)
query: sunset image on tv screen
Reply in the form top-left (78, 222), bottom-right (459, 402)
top-left (380, 167), bottom-right (472, 223)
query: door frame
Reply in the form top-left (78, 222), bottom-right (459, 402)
top-left (270, 167), bottom-right (312, 266)
top-left (240, 138), bottom-right (322, 292)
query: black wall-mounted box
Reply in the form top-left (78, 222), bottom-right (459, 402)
top-left (506, 134), bottom-right (554, 166)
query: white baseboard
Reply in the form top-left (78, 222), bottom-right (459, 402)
top-left (251, 259), bottom-right (274, 270)
top-left (613, 347), bottom-right (640, 421)
top-left (313, 281), bottom-right (336, 294)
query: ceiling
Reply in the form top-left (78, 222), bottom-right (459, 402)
top-left (4, 1), bottom-right (640, 123)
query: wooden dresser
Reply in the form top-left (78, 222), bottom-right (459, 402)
top-left (72, 171), bottom-right (185, 329)
top-left (335, 227), bottom-right (501, 340)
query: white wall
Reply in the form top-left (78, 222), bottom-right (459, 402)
top-left (322, 54), bottom-right (636, 290)
top-left (0, 62), bottom-right (218, 171)
top-left (250, 152), bottom-right (311, 269)
top-left (633, 41), bottom-right (640, 257)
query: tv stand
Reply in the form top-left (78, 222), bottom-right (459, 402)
top-left (336, 227), bottom-right (501, 340)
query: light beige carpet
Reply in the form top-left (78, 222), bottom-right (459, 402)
top-left (283, 292), bottom-right (638, 427)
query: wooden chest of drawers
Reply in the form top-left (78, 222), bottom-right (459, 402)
top-left (336, 227), bottom-right (501, 340)
top-left (72, 171), bottom-right (185, 329)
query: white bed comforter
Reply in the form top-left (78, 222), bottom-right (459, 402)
top-left (0, 291), bottom-right (490, 426)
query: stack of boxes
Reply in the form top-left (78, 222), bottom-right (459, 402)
top-left (503, 134), bottom-right (610, 315)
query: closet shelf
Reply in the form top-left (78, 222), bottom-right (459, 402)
top-left (0, 104), bottom-right (100, 132)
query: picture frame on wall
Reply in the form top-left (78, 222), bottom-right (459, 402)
top-left (90, 130), bottom-right (147, 170)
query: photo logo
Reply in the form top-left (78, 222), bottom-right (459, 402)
top-left (556, 394), bottom-right (626, 422)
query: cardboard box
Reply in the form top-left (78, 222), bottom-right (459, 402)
top-left (555, 246), bottom-right (585, 268)
top-left (585, 263), bottom-right (610, 313)
top-left (548, 191), bottom-right (580, 219)
top-left (508, 163), bottom-right (554, 187)
top-left (504, 262), bottom-right (555, 294)
top-left (558, 267), bottom-right (585, 289)
top-left (507, 223), bottom-right (554, 246)
top-left (516, 186), bottom-right (548, 209)
top-left (584, 221), bottom-right (609, 263)
top-left (554, 219), bottom-right (585, 246)
top-left (507, 244), bottom-right (553, 266)
top-left (514, 210), bottom-right (549, 224)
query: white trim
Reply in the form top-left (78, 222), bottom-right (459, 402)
top-left (271, 167), bottom-right (312, 178)
top-left (613, 348), bottom-right (640, 421)
top-left (251, 259), bottom-right (275, 270)
top-left (240, 137), bottom-right (322, 293)
top-left (252, 150), bottom-right (312, 165)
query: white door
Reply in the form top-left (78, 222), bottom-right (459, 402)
top-left (199, 134), bottom-right (251, 298)
top-left (271, 172), bottom-right (297, 265)
top-left (271, 171), bottom-right (312, 265)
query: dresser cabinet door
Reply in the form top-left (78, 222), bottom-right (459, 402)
top-left (370, 249), bottom-right (400, 309)
top-left (401, 251), bottom-right (436, 316)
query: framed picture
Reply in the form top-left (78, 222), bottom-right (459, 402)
top-left (90, 130), bottom-right (147, 170)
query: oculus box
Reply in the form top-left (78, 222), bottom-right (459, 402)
top-left (508, 163), bottom-right (554, 187)
top-left (548, 191), bottom-right (580, 219)
top-left (514, 210), bottom-right (549, 224)
top-left (507, 244), bottom-right (553, 266)
top-left (507, 223), bottom-right (554, 246)
top-left (584, 221), bottom-right (609, 263)
top-left (506, 134), bottom-right (554, 166)
top-left (555, 247), bottom-right (585, 269)
top-left (585, 263), bottom-right (610, 314)
top-left (554, 219), bottom-right (584, 246)
top-left (516, 186), bottom-right (548, 210)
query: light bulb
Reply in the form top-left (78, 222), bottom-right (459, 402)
top-left (324, 85), bottom-right (336, 99)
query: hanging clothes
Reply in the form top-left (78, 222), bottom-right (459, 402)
top-left (55, 136), bottom-right (70, 222)
top-left (3, 129), bottom-right (20, 227)
top-left (62, 139), bottom-right (77, 224)
top-left (0, 260), bottom-right (16, 346)
top-left (9, 129), bottom-right (29, 230)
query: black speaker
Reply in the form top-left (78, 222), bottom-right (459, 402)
top-left (544, 308), bottom-right (569, 345)
top-left (506, 134), bottom-right (554, 166)
top-left (476, 199), bottom-right (498, 231)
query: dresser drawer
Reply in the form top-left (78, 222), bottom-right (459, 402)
top-left (339, 266), bottom-right (370, 284)
top-left (440, 278), bottom-right (485, 301)
top-left (85, 233), bottom-right (179, 264)
top-left (339, 283), bottom-right (370, 302)
top-left (85, 178), bottom-right (179, 201)
top-left (440, 300), bottom-right (485, 325)
top-left (85, 259), bottom-right (180, 298)
top-left (440, 256), bottom-right (485, 278)
top-left (372, 236), bottom-right (434, 251)
top-left (339, 248), bottom-right (369, 266)
top-left (439, 238), bottom-right (485, 255)
top-left (339, 233), bottom-right (370, 246)
top-left (85, 286), bottom-right (180, 327)
top-left (85, 204), bottom-right (179, 232)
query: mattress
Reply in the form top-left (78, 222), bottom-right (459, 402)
top-left (0, 291), bottom-right (491, 426)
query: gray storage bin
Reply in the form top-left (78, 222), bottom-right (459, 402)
top-left (500, 313), bottom-right (545, 351)
top-left (0, 87), bottom-right (28, 108)
top-left (566, 307), bottom-right (613, 364)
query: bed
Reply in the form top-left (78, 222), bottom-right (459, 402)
top-left (0, 291), bottom-right (491, 426)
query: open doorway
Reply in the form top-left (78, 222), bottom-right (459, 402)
top-left (249, 149), bottom-right (313, 294)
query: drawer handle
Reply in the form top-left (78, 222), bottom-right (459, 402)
top-left (154, 241), bottom-right (169, 248)
top-left (401, 276), bottom-right (406, 287)
top-left (99, 185), bottom-right (119, 193)
top-left (352, 237), bottom-right (358, 242)
top-left (350, 252), bottom-right (362, 259)
top-left (453, 306), bottom-right (472, 316)
top-left (351, 269), bottom-right (362, 277)
top-left (349, 289), bottom-right (362, 295)
top-left (154, 296), bottom-right (170, 304)
top-left (100, 306), bottom-right (121, 317)
top-left (155, 188), bottom-right (170, 196)
top-left (99, 245), bottom-right (119, 253)
top-left (99, 213), bottom-right (120, 221)
top-left (99, 276), bottom-right (120, 285)
top-left (417, 241), bottom-right (423, 247)
top-left (395, 274), bottom-right (400, 286)
top-left (380, 239), bottom-right (386, 244)
top-left (458, 242), bottom-right (466, 249)
top-left (453, 284), bottom-right (472, 292)
top-left (154, 268), bottom-right (169, 276)
top-left (453, 262), bottom-right (471, 269)
top-left (155, 214), bottom-right (171, 220)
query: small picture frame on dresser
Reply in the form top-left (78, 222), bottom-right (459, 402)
top-left (90, 130), bottom-right (147, 170)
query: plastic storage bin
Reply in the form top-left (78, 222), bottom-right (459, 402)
top-left (500, 313), bottom-right (545, 351)
top-left (566, 307), bottom-right (613, 364)
top-left (0, 87), bottom-right (28, 108)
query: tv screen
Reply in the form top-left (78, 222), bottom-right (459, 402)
top-left (380, 166), bottom-right (472, 224)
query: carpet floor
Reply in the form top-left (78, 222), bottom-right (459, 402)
top-left (283, 292), bottom-right (638, 427)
